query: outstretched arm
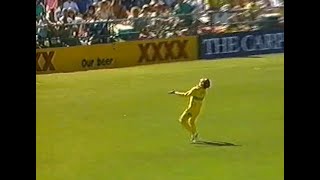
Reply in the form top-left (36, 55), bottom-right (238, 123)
top-left (168, 87), bottom-right (195, 97)
top-left (173, 91), bottom-right (189, 97)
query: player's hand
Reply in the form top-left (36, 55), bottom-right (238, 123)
top-left (168, 90), bottom-right (175, 94)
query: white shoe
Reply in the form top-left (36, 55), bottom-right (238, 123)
top-left (191, 133), bottom-right (199, 143)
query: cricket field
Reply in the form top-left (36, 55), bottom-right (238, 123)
top-left (37, 54), bottom-right (284, 180)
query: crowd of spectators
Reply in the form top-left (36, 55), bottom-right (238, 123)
top-left (36, 0), bottom-right (284, 48)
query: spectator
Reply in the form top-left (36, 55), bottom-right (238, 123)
top-left (45, 9), bottom-right (65, 47)
top-left (36, 0), bottom-right (46, 18)
top-left (148, 0), bottom-right (159, 17)
top-left (37, 0), bottom-right (284, 48)
top-left (137, 4), bottom-right (152, 33)
top-left (126, 6), bottom-right (149, 39)
top-left (83, 12), bottom-right (96, 22)
top-left (174, 0), bottom-right (194, 26)
top-left (190, 0), bottom-right (205, 13)
top-left (96, 0), bottom-right (115, 20)
top-left (213, 4), bottom-right (232, 25)
top-left (174, 0), bottom-right (194, 15)
top-left (121, 0), bottom-right (132, 10)
top-left (156, 1), bottom-right (170, 15)
top-left (151, 2), bottom-right (168, 17)
top-left (62, 8), bottom-right (83, 39)
top-left (37, 16), bottom-right (49, 41)
top-left (63, 0), bottom-right (80, 13)
top-left (77, 0), bottom-right (93, 14)
top-left (82, 13), bottom-right (92, 22)
top-left (92, 1), bottom-right (100, 9)
top-left (122, 0), bottom-right (147, 10)
top-left (54, 0), bottom-right (65, 22)
top-left (163, 0), bottom-right (176, 8)
top-left (59, 8), bottom-right (70, 23)
top-left (149, 0), bottom-right (157, 6)
top-left (111, 0), bottom-right (128, 19)
top-left (45, 0), bottom-right (58, 12)
top-left (86, 5), bottom-right (97, 18)
top-left (134, 0), bottom-right (148, 8)
top-left (78, 13), bottom-right (90, 38)
top-left (66, 8), bottom-right (77, 24)
top-left (130, 6), bottom-right (149, 33)
top-left (139, 4), bottom-right (152, 17)
top-left (228, 5), bottom-right (245, 23)
top-left (68, 8), bottom-right (78, 22)
top-left (46, 9), bottom-right (57, 24)
top-left (128, 6), bottom-right (141, 19)
top-left (269, 0), bottom-right (283, 7)
top-left (74, 9), bottom-right (85, 25)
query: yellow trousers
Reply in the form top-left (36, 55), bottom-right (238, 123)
top-left (178, 108), bottom-right (200, 135)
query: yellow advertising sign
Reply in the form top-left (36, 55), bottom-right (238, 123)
top-left (36, 36), bottom-right (198, 74)
top-left (36, 44), bottom-right (117, 74)
top-left (115, 36), bottom-right (198, 68)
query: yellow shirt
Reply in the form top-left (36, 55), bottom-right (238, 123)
top-left (180, 85), bottom-right (206, 110)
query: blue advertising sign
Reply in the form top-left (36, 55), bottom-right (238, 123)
top-left (199, 29), bottom-right (284, 59)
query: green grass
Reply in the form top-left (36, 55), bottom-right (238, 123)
top-left (36, 54), bottom-right (284, 180)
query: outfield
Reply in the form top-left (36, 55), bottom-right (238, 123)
top-left (36, 54), bottom-right (284, 180)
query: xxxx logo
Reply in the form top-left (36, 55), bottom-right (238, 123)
top-left (36, 51), bottom-right (56, 71)
top-left (138, 40), bottom-right (189, 63)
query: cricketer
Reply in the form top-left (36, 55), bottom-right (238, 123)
top-left (169, 78), bottom-right (211, 143)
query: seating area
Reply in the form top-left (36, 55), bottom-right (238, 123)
top-left (36, 0), bottom-right (284, 48)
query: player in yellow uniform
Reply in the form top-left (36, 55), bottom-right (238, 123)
top-left (169, 78), bottom-right (211, 143)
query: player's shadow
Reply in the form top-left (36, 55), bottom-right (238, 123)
top-left (192, 140), bottom-right (240, 147)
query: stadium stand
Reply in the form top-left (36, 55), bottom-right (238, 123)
top-left (36, 0), bottom-right (284, 49)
